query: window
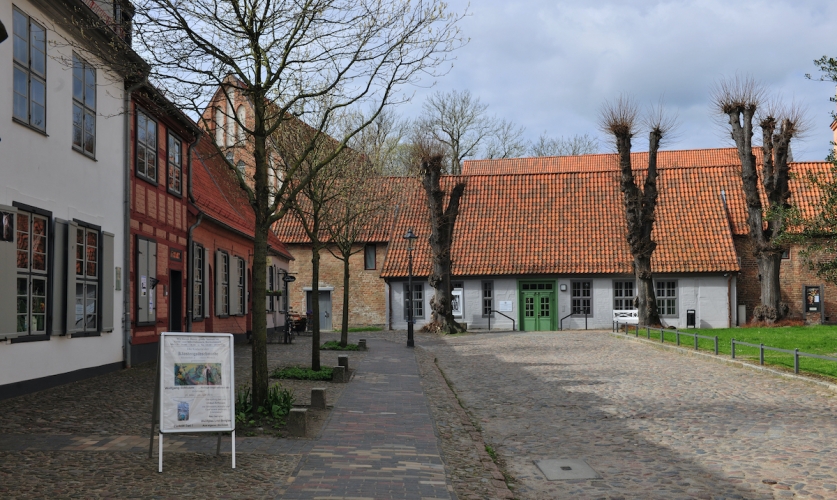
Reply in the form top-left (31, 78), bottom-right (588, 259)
top-left (482, 281), bottom-right (493, 317)
top-left (614, 280), bottom-right (635, 310)
top-left (364, 244), bottom-right (376, 270)
top-left (655, 281), bottom-right (678, 316)
top-left (136, 237), bottom-right (157, 326)
top-left (16, 210), bottom-right (48, 337)
top-left (193, 244), bottom-right (205, 320)
top-left (215, 250), bottom-right (230, 316)
top-left (236, 105), bottom-right (246, 142)
top-left (136, 110), bottom-right (157, 183)
top-left (571, 281), bottom-right (591, 315)
top-left (215, 107), bottom-right (225, 145)
top-left (403, 283), bottom-right (424, 320)
top-left (72, 54), bottom-right (96, 156)
top-left (268, 266), bottom-right (275, 312)
top-left (167, 134), bottom-right (182, 195)
top-left (75, 225), bottom-right (99, 333)
top-left (236, 160), bottom-right (246, 178)
top-left (236, 257), bottom-right (245, 316)
top-left (782, 249), bottom-right (790, 260)
top-left (13, 7), bottom-right (46, 131)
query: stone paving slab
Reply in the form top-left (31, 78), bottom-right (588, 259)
top-left (276, 339), bottom-right (454, 499)
top-left (422, 331), bottom-right (837, 499)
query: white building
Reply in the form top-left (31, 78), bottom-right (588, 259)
top-left (0, 0), bottom-right (146, 398)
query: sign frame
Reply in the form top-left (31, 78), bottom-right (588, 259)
top-left (155, 332), bottom-right (236, 472)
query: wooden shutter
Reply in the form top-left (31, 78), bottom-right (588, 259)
top-left (65, 220), bottom-right (80, 334)
top-left (204, 248), bottom-right (210, 318)
top-left (137, 238), bottom-right (148, 324)
top-left (101, 231), bottom-right (114, 332)
top-left (243, 259), bottom-right (248, 315)
top-left (230, 256), bottom-right (241, 316)
top-left (0, 205), bottom-right (19, 339)
top-left (148, 240), bottom-right (157, 323)
top-left (50, 219), bottom-right (66, 337)
top-left (215, 250), bottom-right (223, 316)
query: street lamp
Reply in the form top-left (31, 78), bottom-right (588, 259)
top-left (404, 228), bottom-right (418, 347)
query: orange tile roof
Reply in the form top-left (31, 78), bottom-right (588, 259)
top-left (380, 154), bottom-right (831, 279)
top-left (191, 140), bottom-right (292, 260)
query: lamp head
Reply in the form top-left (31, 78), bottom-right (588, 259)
top-left (403, 228), bottom-right (417, 251)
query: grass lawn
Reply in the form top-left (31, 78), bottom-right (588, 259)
top-left (622, 325), bottom-right (837, 380)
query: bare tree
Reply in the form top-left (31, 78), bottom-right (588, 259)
top-left (712, 76), bottom-right (804, 322)
top-left (134, 0), bottom-right (462, 406)
top-left (347, 108), bottom-right (412, 176)
top-left (417, 89), bottom-right (496, 174)
top-left (600, 96), bottom-right (674, 327)
top-left (529, 133), bottom-right (599, 157)
top-left (484, 119), bottom-right (528, 159)
top-left (417, 143), bottom-right (466, 333)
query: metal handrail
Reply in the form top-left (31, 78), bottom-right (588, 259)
top-left (560, 310), bottom-right (589, 331)
top-left (487, 310), bottom-right (515, 331)
top-left (731, 339), bottom-right (837, 374)
top-left (614, 322), bottom-right (719, 355)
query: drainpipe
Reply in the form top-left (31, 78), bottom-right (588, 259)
top-left (123, 79), bottom-right (146, 369)
top-left (185, 133), bottom-right (203, 332)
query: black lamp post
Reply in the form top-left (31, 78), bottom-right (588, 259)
top-left (404, 228), bottom-right (417, 347)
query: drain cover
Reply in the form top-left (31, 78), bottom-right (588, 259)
top-left (534, 459), bottom-right (601, 480)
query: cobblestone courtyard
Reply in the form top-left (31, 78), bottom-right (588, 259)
top-left (422, 331), bottom-right (837, 499)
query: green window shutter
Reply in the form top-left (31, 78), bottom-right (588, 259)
top-left (66, 220), bottom-right (79, 334)
top-left (0, 205), bottom-right (19, 339)
top-left (101, 231), bottom-right (114, 332)
top-left (51, 219), bottom-right (67, 336)
top-left (204, 248), bottom-right (210, 319)
top-left (215, 250), bottom-right (223, 316)
top-left (148, 240), bottom-right (157, 323)
top-left (243, 259), bottom-right (248, 316)
top-left (232, 256), bottom-right (242, 316)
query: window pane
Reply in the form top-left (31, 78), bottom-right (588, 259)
top-left (31, 102), bottom-right (45, 130)
top-left (75, 283), bottom-right (85, 328)
top-left (137, 115), bottom-right (146, 143)
top-left (31, 76), bottom-right (45, 105)
top-left (14, 68), bottom-right (28, 120)
top-left (17, 278), bottom-right (29, 332)
top-left (85, 68), bottom-right (96, 108)
top-left (137, 144), bottom-right (146, 176)
top-left (13, 11), bottom-right (28, 64)
top-left (30, 24), bottom-right (46, 75)
top-left (16, 214), bottom-right (29, 270)
top-left (86, 284), bottom-right (97, 330)
top-left (73, 59), bottom-right (84, 101)
top-left (147, 152), bottom-right (156, 180)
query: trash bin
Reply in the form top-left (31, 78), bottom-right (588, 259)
top-left (686, 309), bottom-right (696, 328)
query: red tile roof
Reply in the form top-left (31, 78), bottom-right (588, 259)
top-left (191, 140), bottom-right (292, 259)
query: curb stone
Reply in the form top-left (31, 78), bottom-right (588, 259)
top-left (417, 347), bottom-right (516, 500)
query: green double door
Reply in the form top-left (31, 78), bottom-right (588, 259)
top-left (520, 282), bottom-right (555, 331)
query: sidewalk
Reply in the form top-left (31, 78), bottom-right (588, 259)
top-left (277, 338), bottom-right (453, 499)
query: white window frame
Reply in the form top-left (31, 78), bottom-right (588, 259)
top-left (72, 53), bottom-right (96, 157)
top-left (193, 243), bottom-right (205, 320)
top-left (74, 223), bottom-right (100, 335)
top-left (403, 283), bottom-right (424, 320)
top-left (364, 244), bottom-right (376, 270)
top-left (482, 281), bottom-right (493, 317)
top-left (136, 110), bottom-right (158, 183)
top-left (167, 133), bottom-right (183, 195)
top-left (655, 280), bottom-right (678, 317)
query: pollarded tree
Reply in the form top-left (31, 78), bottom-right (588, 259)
top-left (712, 76), bottom-right (804, 322)
top-left (134, 0), bottom-right (463, 406)
top-left (599, 96), bottom-right (675, 327)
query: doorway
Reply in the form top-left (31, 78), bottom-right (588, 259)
top-left (170, 270), bottom-right (182, 332)
top-left (519, 281), bottom-right (555, 331)
top-left (306, 290), bottom-right (333, 331)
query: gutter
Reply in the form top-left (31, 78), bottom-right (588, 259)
top-left (185, 133), bottom-right (204, 332)
top-left (123, 78), bottom-right (147, 369)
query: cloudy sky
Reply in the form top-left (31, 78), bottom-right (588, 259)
top-left (396, 0), bottom-right (837, 161)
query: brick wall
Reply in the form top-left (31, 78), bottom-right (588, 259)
top-left (287, 242), bottom-right (387, 329)
top-left (734, 236), bottom-right (836, 323)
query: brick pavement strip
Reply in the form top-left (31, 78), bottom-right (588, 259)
top-left (422, 331), bottom-right (837, 500)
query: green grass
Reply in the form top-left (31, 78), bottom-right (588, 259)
top-left (334, 326), bottom-right (382, 332)
top-left (624, 325), bottom-right (837, 379)
top-left (321, 340), bottom-right (360, 351)
top-left (270, 366), bottom-right (334, 381)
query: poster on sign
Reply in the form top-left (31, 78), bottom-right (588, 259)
top-left (159, 333), bottom-right (234, 433)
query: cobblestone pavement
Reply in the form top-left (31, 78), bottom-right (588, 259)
top-left (421, 331), bottom-right (837, 500)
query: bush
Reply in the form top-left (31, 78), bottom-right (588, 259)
top-left (321, 340), bottom-right (359, 351)
top-left (235, 383), bottom-right (295, 423)
top-left (271, 366), bottom-right (334, 381)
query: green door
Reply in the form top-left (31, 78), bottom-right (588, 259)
top-left (520, 282), bottom-right (555, 331)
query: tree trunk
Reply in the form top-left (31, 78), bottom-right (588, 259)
top-left (758, 251), bottom-right (782, 314)
top-left (421, 155), bottom-right (466, 334)
top-left (310, 243), bottom-right (321, 371)
top-left (634, 255), bottom-right (661, 327)
top-left (340, 253), bottom-right (350, 347)
top-left (251, 219), bottom-right (269, 409)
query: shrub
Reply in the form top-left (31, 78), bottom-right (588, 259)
top-left (271, 366), bottom-right (334, 381)
top-left (321, 340), bottom-right (359, 351)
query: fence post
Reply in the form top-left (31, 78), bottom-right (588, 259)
top-left (694, 333), bottom-right (698, 351)
top-left (660, 328), bottom-right (664, 343)
top-left (759, 344), bottom-right (764, 365)
top-left (635, 324), bottom-right (639, 337)
top-left (714, 336), bottom-right (718, 355)
top-left (731, 339), bottom-right (736, 359)
top-left (676, 331), bottom-right (680, 346)
top-left (794, 348), bottom-right (799, 374)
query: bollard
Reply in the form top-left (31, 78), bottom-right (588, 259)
top-left (694, 333), bottom-right (698, 351)
top-left (660, 328), bottom-right (664, 343)
top-left (676, 330), bottom-right (680, 346)
top-left (358, 339), bottom-right (367, 350)
top-left (288, 408), bottom-right (308, 437)
top-left (731, 339), bottom-right (736, 359)
top-left (760, 344), bottom-right (764, 365)
top-left (714, 336), bottom-right (719, 355)
top-left (794, 348), bottom-right (799, 374)
top-left (310, 388), bottom-right (326, 409)
top-left (338, 354), bottom-right (349, 372)
top-left (332, 365), bottom-right (347, 383)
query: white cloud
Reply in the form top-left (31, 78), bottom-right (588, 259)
top-left (399, 0), bottom-right (837, 160)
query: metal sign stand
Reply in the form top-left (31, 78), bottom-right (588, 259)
top-left (149, 333), bottom-right (236, 472)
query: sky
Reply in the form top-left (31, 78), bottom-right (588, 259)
top-left (395, 0), bottom-right (837, 162)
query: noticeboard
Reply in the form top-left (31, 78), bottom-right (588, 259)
top-left (805, 286), bottom-right (822, 313)
top-left (159, 333), bottom-right (235, 434)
